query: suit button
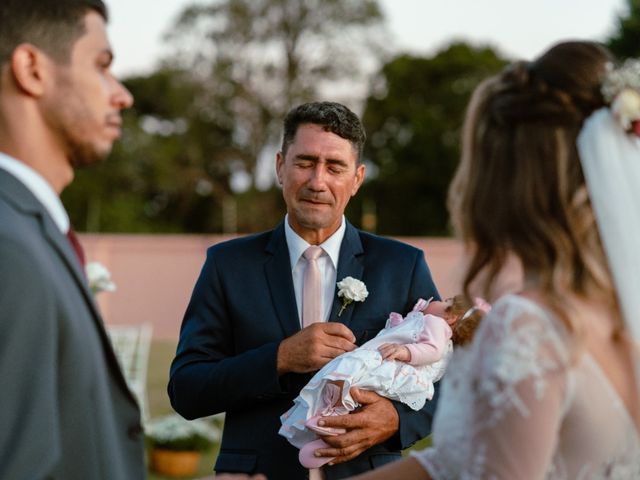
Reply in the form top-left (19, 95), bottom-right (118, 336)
top-left (128, 423), bottom-right (143, 440)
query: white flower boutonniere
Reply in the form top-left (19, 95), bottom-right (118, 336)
top-left (336, 276), bottom-right (368, 316)
top-left (86, 261), bottom-right (117, 295)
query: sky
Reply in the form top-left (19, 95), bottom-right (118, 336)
top-left (106, 0), bottom-right (627, 78)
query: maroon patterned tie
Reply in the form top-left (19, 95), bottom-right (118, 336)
top-left (66, 227), bottom-right (86, 268)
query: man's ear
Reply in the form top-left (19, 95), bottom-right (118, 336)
top-left (9, 44), bottom-right (50, 97)
top-left (351, 163), bottom-right (366, 196)
top-left (275, 151), bottom-right (284, 185)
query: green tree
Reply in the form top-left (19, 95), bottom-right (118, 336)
top-left (63, 68), bottom-right (241, 233)
top-left (64, 0), bottom-right (389, 233)
top-left (607, 0), bottom-right (640, 59)
top-left (355, 43), bottom-right (506, 236)
top-left (167, 0), bottom-right (388, 187)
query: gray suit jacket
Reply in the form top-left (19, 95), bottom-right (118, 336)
top-left (0, 169), bottom-right (145, 479)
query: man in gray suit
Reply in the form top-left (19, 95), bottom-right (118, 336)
top-left (0, 1), bottom-right (145, 478)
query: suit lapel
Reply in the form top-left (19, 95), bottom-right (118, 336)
top-left (38, 203), bottom-right (137, 403)
top-left (40, 216), bottom-right (95, 309)
top-left (264, 223), bottom-right (302, 338)
top-left (0, 170), bottom-right (137, 404)
top-left (0, 169), bottom-right (90, 299)
top-left (330, 222), bottom-right (364, 327)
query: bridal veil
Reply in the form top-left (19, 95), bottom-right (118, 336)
top-left (578, 106), bottom-right (640, 341)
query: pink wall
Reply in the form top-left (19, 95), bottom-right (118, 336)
top-left (81, 234), bottom-right (464, 340)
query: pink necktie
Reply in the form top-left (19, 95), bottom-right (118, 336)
top-left (310, 466), bottom-right (325, 480)
top-left (303, 246), bottom-right (327, 480)
top-left (302, 246), bottom-right (324, 328)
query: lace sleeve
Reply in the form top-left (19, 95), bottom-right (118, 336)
top-left (413, 296), bottom-right (572, 479)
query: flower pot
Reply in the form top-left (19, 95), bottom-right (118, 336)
top-left (150, 448), bottom-right (201, 477)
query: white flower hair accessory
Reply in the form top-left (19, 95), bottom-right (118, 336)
top-left (86, 261), bottom-right (116, 295)
top-left (336, 276), bottom-right (368, 316)
top-left (601, 59), bottom-right (640, 136)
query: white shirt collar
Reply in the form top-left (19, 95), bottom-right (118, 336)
top-left (284, 214), bottom-right (346, 270)
top-left (0, 152), bottom-right (70, 233)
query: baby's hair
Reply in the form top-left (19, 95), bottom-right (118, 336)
top-left (446, 295), bottom-right (488, 346)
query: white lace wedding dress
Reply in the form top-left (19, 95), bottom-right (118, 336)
top-left (412, 294), bottom-right (640, 479)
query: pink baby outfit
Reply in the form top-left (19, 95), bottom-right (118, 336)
top-left (279, 300), bottom-right (452, 462)
top-left (405, 316), bottom-right (452, 366)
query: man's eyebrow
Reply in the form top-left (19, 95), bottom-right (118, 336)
top-left (325, 158), bottom-right (350, 168)
top-left (295, 154), bottom-right (319, 161)
top-left (295, 154), bottom-right (349, 167)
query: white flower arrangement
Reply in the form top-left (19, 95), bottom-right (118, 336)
top-left (336, 276), bottom-right (368, 316)
top-left (85, 261), bottom-right (116, 295)
top-left (601, 59), bottom-right (640, 136)
top-left (611, 89), bottom-right (640, 131)
top-left (145, 414), bottom-right (221, 452)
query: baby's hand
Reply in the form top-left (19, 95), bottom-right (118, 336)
top-left (378, 343), bottom-right (411, 362)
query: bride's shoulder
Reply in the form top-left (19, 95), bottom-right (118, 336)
top-left (484, 293), bottom-right (562, 331)
top-left (442, 293), bottom-right (573, 432)
top-left (471, 293), bottom-right (570, 364)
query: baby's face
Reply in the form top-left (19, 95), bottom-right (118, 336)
top-left (424, 298), bottom-right (452, 318)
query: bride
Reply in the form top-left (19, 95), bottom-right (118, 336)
top-left (348, 41), bottom-right (640, 479)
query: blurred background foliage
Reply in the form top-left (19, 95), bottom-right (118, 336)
top-left (354, 44), bottom-right (506, 235)
top-left (63, 0), bottom-right (640, 236)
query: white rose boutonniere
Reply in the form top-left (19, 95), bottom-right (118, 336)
top-left (336, 276), bottom-right (368, 316)
top-left (86, 261), bottom-right (117, 295)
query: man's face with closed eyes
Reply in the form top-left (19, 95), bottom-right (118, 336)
top-left (276, 123), bottom-right (365, 244)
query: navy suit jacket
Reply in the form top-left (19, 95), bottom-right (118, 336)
top-left (169, 221), bottom-right (440, 479)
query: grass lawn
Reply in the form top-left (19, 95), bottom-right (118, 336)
top-left (147, 340), bottom-right (179, 417)
top-left (144, 340), bottom-right (431, 478)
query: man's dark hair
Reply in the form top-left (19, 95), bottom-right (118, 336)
top-left (0, 0), bottom-right (108, 65)
top-left (281, 101), bottom-right (366, 162)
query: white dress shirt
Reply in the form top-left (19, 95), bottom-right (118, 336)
top-left (0, 152), bottom-right (69, 233)
top-left (284, 214), bottom-right (346, 326)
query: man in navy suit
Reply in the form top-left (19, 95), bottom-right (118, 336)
top-left (169, 102), bottom-right (440, 479)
